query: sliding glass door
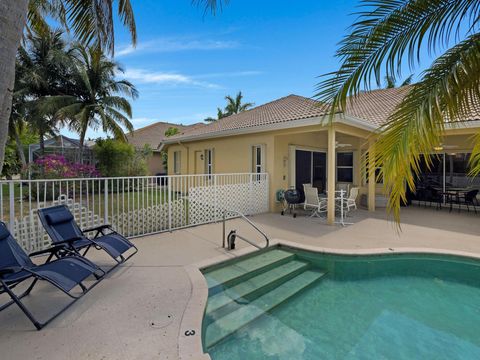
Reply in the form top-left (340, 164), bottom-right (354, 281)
top-left (295, 150), bottom-right (327, 193)
top-left (413, 152), bottom-right (480, 202)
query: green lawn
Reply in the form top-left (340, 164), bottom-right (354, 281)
top-left (1, 185), bottom-right (183, 222)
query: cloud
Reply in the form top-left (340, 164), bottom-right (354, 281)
top-left (123, 68), bottom-right (220, 89)
top-left (195, 70), bottom-right (263, 79)
top-left (116, 37), bottom-right (239, 57)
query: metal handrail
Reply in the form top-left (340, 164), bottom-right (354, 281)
top-left (222, 209), bottom-right (270, 249)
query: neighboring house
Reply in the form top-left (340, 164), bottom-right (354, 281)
top-left (28, 135), bottom-right (95, 165)
top-left (127, 121), bottom-right (205, 175)
top-left (161, 87), bottom-right (480, 219)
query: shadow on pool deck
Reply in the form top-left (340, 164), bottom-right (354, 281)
top-left (0, 206), bottom-right (479, 359)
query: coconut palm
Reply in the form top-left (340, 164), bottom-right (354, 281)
top-left (315, 0), bottom-right (480, 221)
top-left (204, 91), bottom-right (254, 122)
top-left (384, 74), bottom-right (413, 89)
top-left (225, 91), bottom-right (254, 115)
top-left (0, 0), bottom-right (137, 173)
top-left (16, 29), bottom-right (72, 155)
top-left (55, 45), bottom-right (138, 158)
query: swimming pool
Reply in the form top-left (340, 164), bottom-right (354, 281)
top-left (202, 246), bottom-right (480, 359)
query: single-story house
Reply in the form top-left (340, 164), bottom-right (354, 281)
top-left (127, 121), bottom-right (205, 175)
top-left (160, 87), bottom-right (480, 223)
top-left (28, 135), bottom-right (95, 165)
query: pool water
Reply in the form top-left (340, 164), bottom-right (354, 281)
top-left (205, 249), bottom-right (480, 360)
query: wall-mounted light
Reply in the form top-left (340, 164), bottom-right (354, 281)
top-left (200, 154), bottom-right (204, 160)
top-left (433, 146), bottom-right (443, 151)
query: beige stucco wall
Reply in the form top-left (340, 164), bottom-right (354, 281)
top-left (146, 152), bottom-right (165, 175)
top-left (166, 125), bottom-right (480, 212)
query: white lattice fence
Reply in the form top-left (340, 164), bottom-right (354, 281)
top-left (188, 175), bottom-right (269, 225)
top-left (1, 173), bottom-right (269, 251)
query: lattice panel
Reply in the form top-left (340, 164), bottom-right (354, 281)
top-left (13, 195), bottom-right (103, 252)
top-left (188, 178), bottom-right (269, 225)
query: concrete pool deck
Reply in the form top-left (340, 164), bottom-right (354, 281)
top-left (1, 206), bottom-right (480, 359)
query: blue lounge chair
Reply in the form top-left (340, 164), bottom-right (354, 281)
top-left (38, 205), bottom-right (138, 272)
top-left (0, 222), bottom-right (104, 330)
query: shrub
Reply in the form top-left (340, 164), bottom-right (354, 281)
top-left (30, 154), bottom-right (100, 179)
top-left (93, 139), bottom-right (151, 177)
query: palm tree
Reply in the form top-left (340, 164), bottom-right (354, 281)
top-left (204, 91), bottom-right (254, 122)
top-left (315, 0), bottom-right (480, 222)
top-left (225, 91), bottom-right (254, 115)
top-left (384, 74), bottom-right (414, 89)
top-left (16, 29), bottom-right (72, 155)
top-left (0, 0), bottom-right (137, 173)
top-left (55, 45), bottom-right (138, 159)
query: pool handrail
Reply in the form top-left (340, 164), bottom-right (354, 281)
top-left (222, 210), bottom-right (270, 250)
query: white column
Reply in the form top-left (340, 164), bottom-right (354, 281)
top-left (327, 126), bottom-right (336, 224)
top-left (368, 139), bottom-right (376, 212)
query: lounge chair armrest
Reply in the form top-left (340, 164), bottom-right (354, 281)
top-left (82, 224), bottom-right (112, 233)
top-left (29, 244), bottom-right (70, 257)
top-left (54, 236), bottom-right (84, 246)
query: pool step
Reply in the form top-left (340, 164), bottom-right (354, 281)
top-left (205, 269), bottom-right (326, 349)
top-left (205, 260), bottom-right (310, 320)
top-left (204, 249), bottom-right (295, 294)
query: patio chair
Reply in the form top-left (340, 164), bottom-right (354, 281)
top-left (303, 185), bottom-right (327, 217)
top-left (38, 205), bottom-right (138, 272)
top-left (0, 222), bottom-right (104, 330)
top-left (346, 187), bottom-right (359, 212)
top-left (458, 189), bottom-right (479, 214)
top-left (424, 186), bottom-right (442, 210)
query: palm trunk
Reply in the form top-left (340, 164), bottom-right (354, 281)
top-left (79, 128), bottom-right (87, 164)
top-left (12, 126), bottom-right (26, 167)
top-left (0, 0), bottom-right (29, 174)
top-left (39, 132), bottom-right (45, 155)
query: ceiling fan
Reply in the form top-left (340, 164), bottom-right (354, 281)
top-left (433, 144), bottom-right (459, 151)
top-left (336, 141), bottom-right (352, 148)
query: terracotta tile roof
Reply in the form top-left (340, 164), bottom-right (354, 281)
top-left (169, 95), bottom-right (330, 140)
top-left (127, 121), bottom-right (206, 150)
top-left (163, 87), bottom-right (480, 143)
top-left (343, 86), bottom-right (411, 127)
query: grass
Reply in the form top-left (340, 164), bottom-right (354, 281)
top-left (1, 184), bottom-right (183, 222)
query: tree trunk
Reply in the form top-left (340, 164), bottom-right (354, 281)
top-left (79, 128), bottom-right (87, 164)
top-left (0, 0), bottom-right (29, 174)
top-left (12, 126), bottom-right (26, 167)
top-left (39, 132), bottom-right (45, 155)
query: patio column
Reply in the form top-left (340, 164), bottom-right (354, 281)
top-left (368, 139), bottom-right (376, 212)
top-left (327, 126), bottom-right (336, 224)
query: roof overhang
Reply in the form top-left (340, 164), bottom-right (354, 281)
top-left (160, 113), bottom-right (379, 148)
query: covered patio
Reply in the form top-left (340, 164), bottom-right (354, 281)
top-left (1, 206), bottom-right (479, 359)
top-left (272, 122), bottom-right (379, 224)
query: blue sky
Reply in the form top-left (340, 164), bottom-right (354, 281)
top-left (64, 0), bottom-right (427, 139)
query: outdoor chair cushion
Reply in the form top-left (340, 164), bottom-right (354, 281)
top-left (45, 211), bottom-right (74, 225)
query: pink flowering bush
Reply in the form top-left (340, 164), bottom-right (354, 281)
top-left (30, 154), bottom-right (100, 179)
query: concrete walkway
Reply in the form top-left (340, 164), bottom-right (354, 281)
top-left (1, 206), bottom-right (479, 359)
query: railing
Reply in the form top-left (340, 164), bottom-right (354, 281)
top-left (0, 173), bottom-right (269, 252)
top-left (222, 209), bottom-right (270, 250)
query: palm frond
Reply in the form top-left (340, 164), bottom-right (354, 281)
top-left (375, 32), bottom-right (480, 221)
top-left (315, 0), bottom-right (480, 118)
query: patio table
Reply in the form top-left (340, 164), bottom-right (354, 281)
top-left (440, 188), bottom-right (471, 212)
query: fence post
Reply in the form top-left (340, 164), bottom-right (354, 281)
top-left (265, 173), bottom-right (270, 213)
top-left (168, 177), bottom-right (172, 231)
top-left (9, 182), bottom-right (14, 232)
top-left (214, 174), bottom-right (218, 223)
top-left (104, 179), bottom-right (108, 224)
top-left (249, 173), bottom-right (253, 215)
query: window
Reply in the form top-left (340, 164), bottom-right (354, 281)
top-left (205, 149), bottom-right (213, 175)
top-left (173, 151), bottom-right (181, 174)
top-left (337, 152), bottom-right (353, 182)
top-left (363, 151), bottom-right (383, 184)
top-left (252, 145), bottom-right (265, 173)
